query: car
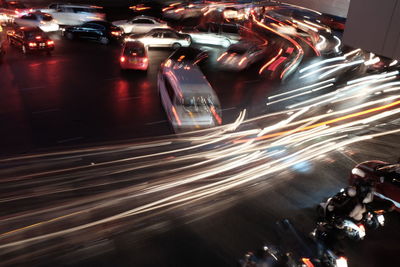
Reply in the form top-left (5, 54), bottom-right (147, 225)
top-left (0, 0), bottom-right (30, 23)
top-left (120, 41), bottom-right (148, 71)
top-left (7, 26), bottom-right (54, 54)
top-left (112, 15), bottom-right (169, 34)
top-left (63, 21), bottom-right (123, 45)
top-left (14, 11), bottom-right (59, 32)
top-left (162, 3), bottom-right (205, 21)
top-left (125, 28), bottom-right (190, 49)
top-left (182, 22), bottom-right (241, 48)
top-left (350, 160), bottom-right (400, 211)
top-left (158, 50), bottom-right (222, 132)
top-left (40, 3), bottom-right (105, 26)
top-left (217, 41), bottom-right (267, 71)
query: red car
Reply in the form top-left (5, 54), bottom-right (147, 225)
top-left (7, 26), bottom-right (54, 54)
top-left (350, 160), bottom-right (400, 211)
top-left (120, 41), bottom-right (148, 71)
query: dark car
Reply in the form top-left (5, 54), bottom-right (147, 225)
top-left (7, 26), bottom-right (54, 54)
top-left (350, 160), bottom-right (400, 211)
top-left (63, 21), bottom-right (123, 45)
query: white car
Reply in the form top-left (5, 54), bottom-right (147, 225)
top-left (14, 12), bottom-right (59, 32)
top-left (218, 41), bottom-right (267, 71)
top-left (125, 28), bottom-right (190, 49)
top-left (182, 22), bottom-right (241, 48)
top-left (158, 50), bottom-right (222, 132)
top-left (40, 4), bottom-right (105, 26)
top-left (112, 16), bottom-right (169, 34)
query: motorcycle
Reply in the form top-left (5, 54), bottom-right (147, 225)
top-left (275, 219), bottom-right (348, 267)
top-left (316, 190), bottom-right (391, 241)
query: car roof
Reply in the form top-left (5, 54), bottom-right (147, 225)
top-left (167, 64), bottom-right (217, 97)
top-left (18, 26), bottom-right (43, 32)
top-left (124, 41), bottom-right (145, 48)
top-left (85, 21), bottom-right (112, 27)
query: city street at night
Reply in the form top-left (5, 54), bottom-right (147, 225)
top-left (1, 1), bottom-right (400, 266)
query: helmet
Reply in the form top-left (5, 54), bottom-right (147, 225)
top-left (346, 186), bottom-right (357, 197)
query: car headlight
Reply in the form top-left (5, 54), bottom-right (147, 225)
top-left (377, 214), bottom-right (385, 226)
top-left (336, 257), bottom-right (348, 267)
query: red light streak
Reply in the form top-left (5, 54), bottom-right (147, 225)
top-left (259, 48), bottom-right (283, 74)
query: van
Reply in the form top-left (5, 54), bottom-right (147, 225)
top-left (158, 54), bottom-right (222, 132)
top-left (41, 3), bottom-right (105, 26)
top-left (120, 41), bottom-right (148, 71)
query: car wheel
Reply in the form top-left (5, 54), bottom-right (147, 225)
top-left (99, 37), bottom-right (110, 45)
top-left (66, 32), bottom-right (74, 40)
top-left (22, 45), bottom-right (27, 54)
top-left (172, 43), bottom-right (181, 50)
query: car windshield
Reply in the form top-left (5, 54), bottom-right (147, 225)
top-left (26, 31), bottom-right (47, 40)
top-left (73, 8), bottom-right (102, 14)
top-left (124, 45), bottom-right (145, 57)
top-left (41, 14), bottom-right (53, 21)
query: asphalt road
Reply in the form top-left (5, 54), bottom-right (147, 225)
top-left (1, 3), bottom-right (400, 267)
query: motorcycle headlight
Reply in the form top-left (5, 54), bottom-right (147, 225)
top-left (377, 214), bottom-right (385, 226)
top-left (336, 256), bottom-right (348, 267)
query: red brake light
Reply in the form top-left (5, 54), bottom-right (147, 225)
top-left (28, 42), bottom-right (37, 47)
top-left (142, 57), bottom-right (148, 63)
top-left (111, 31), bottom-right (121, 36)
top-left (47, 40), bottom-right (54, 46)
top-left (35, 36), bottom-right (42, 40)
top-left (120, 56), bottom-right (126, 63)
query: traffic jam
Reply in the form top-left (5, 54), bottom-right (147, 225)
top-left (0, 0), bottom-right (400, 266)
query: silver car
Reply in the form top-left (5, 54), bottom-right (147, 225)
top-left (125, 28), bottom-right (191, 49)
top-left (158, 48), bottom-right (221, 132)
top-left (113, 15), bottom-right (169, 34)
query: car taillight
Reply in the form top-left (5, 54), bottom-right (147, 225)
top-left (111, 31), bottom-right (121, 36)
top-left (35, 36), bottom-right (42, 40)
top-left (28, 42), bottom-right (37, 47)
top-left (120, 56), bottom-right (126, 63)
top-left (142, 57), bottom-right (148, 63)
top-left (47, 40), bottom-right (54, 46)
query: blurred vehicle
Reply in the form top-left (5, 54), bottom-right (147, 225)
top-left (0, 0), bottom-right (30, 23)
top-left (239, 245), bottom-right (286, 267)
top-left (14, 11), bottom-right (59, 32)
top-left (217, 41), bottom-right (267, 71)
top-left (162, 3), bottom-right (205, 21)
top-left (158, 52), bottom-right (222, 132)
top-left (276, 219), bottom-right (348, 267)
top-left (40, 3), bottom-right (105, 26)
top-left (112, 15), bottom-right (169, 34)
top-left (350, 160), bottom-right (400, 211)
top-left (182, 22), bottom-right (241, 48)
top-left (7, 26), bottom-right (54, 54)
top-left (120, 41), bottom-right (148, 71)
top-left (63, 21), bottom-right (123, 45)
top-left (125, 28), bottom-right (190, 49)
